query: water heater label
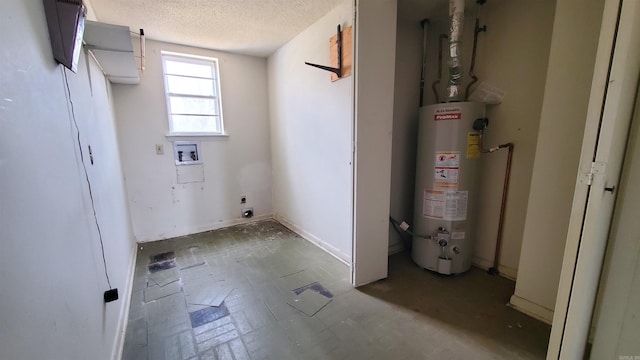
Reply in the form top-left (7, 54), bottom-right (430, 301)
top-left (423, 190), bottom-right (468, 221)
top-left (434, 106), bottom-right (462, 121)
top-left (435, 151), bottom-right (460, 188)
top-left (467, 132), bottom-right (481, 159)
top-left (435, 151), bottom-right (460, 167)
top-left (434, 168), bottom-right (459, 187)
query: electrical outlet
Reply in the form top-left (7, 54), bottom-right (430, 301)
top-left (241, 195), bottom-right (246, 204)
top-left (155, 144), bottom-right (164, 155)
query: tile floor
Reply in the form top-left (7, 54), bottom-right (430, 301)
top-left (122, 220), bottom-right (550, 360)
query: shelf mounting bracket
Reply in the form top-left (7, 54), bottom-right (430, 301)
top-left (305, 25), bottom-right (342, 78)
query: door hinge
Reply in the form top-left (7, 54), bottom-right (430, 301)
top-left (579, 161), bottom-right (606, 186)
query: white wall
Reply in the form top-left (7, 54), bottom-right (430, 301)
top-left (388, 4), bottom-right (422, 254)
top-left (0, 1), bottom-right (136, 358)
top-left (113, 40), bottom-right (272, 242)
top-left (353, 0), bottom-right (398, 285)
top-left (391, 0), bottom-right (555, 278)
top-left (268, 0), bottom-right (354, 262)
top-left (510, 0), bottom-right (605, 323)
top-left (469, 0), bottom-right (556, 278)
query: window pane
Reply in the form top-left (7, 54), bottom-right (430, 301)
top-left (169, 96), bottom-right (218, 116)
top-left (164, 60), bottom-right (213, 78)
top-left (171, 115), bottom-right (220, 133)
top-left (166, 75), bottom-right (215, 96)
top-left (162, 53), bottom-right (224, 135)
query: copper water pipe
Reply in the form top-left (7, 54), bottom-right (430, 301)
top-left (488, 143), bottom-right (514, 275)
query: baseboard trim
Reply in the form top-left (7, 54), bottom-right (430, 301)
top-left (112, 243), bottom-right (138, 360)
top-left (509, 294), bottom-right (554, 324)
top-left (472, 256), bottom-right (518, 281)
top-left (137, 213), bottom-right (274, 243)
top-left (388, 242), bottom-right (404, 256)
top-left (273, 214), bottom-right (350, 266)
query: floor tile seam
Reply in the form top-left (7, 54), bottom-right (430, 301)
top-left (196, 329), bottom-right (242, 353)
top-left (282, 327), bottom-right (336, 351)
top-left (230, 332), bottom-right (253, 360)
top-left (183, 327), bottom-right (198, 360)
top-left (234, 315), bottom-right (271, 335)
top-left (229, 310), bottom-right (254, 331)
top-left (195, 324), bottom-right (237, 344)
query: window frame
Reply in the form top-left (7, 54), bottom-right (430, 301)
top-left (161, 51), bottom-right (226, 137)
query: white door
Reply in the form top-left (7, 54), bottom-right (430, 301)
top-left (547, 0), bottom-right (640, 357)
top-left (589, 74), bottom-right (640, 360)
top-left (351, 0), bottom-right (398, 286)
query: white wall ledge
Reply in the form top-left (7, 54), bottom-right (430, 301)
top-left (165, 133), bottom-right (229, 141)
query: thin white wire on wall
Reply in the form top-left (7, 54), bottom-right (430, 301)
top-left (86, 48), bottom-right (106, 75)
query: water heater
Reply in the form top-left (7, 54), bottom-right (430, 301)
top-left (412, 102), bottom-right (485, 275)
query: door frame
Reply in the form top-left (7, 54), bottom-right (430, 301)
top-left (547, 0), bottom-right (640, 357)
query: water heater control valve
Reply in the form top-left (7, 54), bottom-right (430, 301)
top-left (436, 228), bottom-right (450, 247)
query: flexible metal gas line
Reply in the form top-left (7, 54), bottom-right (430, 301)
top-left (446, 0), bottom-right (465, 101)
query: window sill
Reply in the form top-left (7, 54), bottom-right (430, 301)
top-left (166, 133), bottom-right (229, 141)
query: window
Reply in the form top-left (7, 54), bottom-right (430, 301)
top-left (161, 52), bottom-right (225, 135)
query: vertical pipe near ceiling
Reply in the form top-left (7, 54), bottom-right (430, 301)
top-left (419, 19), bottom-right (429, 107)
top-left (140, 28), bottom-right (145, 73)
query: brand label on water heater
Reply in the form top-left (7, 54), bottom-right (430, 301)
top-left (434, 106), bottom-right (462, 121)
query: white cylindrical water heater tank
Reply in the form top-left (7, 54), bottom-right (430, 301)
top-left (412, 102), bottom-right (485, 274)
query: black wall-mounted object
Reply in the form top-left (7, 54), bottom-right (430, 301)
top-left (42, 0), bottom-right (86, 73)
top-left (305, 25), bottom-right (343, 78)
top-left (104, 288), bottom-right (119, 303)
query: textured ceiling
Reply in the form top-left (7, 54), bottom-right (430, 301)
top-left (88, 0), bottom-right (345, 57)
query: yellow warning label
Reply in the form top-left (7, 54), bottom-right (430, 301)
top-left (467, 132), bottom-right (481, 159)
